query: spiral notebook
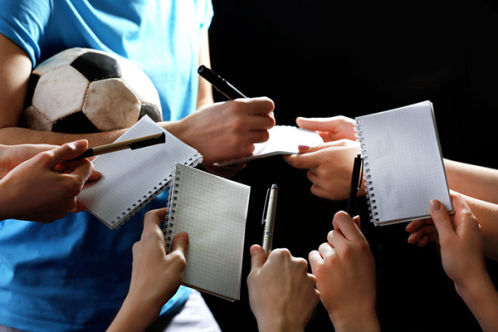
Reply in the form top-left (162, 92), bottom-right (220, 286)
top-left (217, 125), bottom-right (323, 166)
top-left (164, 163), bottom-right (250, 301)
top-left (78, 116), bottom-right (203, 229)
top-left (356, 100), bottom-right (452, 226)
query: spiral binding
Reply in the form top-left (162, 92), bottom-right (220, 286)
top-left (356, 120), bottom-right (380, 224)
top-left (163, 166), bottom-right (183, 251)
top-left (109, 153), bottom-right (202, 229)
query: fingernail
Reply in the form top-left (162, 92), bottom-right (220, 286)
top-left (430, 200), bottom-right (440, 212)
top-left (298, 145), bottom-right (310, 153)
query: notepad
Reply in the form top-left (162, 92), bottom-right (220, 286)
top-left (78, 116), bottom-right (203, 229)
top-left (356, 100), bottom-right (452, 226)
top-left (217, 125), bottom-right (323, 166)
top-left (164, 163), bottom-right (250, 301)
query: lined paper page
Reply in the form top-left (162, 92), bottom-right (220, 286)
top-left (356, 101), bottom-right (452, 225)
top-left (78, 116), bottom-right (202, 229)
top-left (166, 164), bottom-right (250, 301)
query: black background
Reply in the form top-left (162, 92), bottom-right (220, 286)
top-left (203, 1), bottom-right (498, 331)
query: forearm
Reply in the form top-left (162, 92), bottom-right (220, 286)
top-left (445, 159), bottom-right (498, 204)
top-left (454, 273), bottom-right (498, 332)
top-left (256, 317), bottom-right (305, 332)
top-left (331, 311), bottom-right (381, 332)
top-left (107, 296), bottom-right (160, 332)
top-left (0, 126), bottom-right (127, 146)
top-left (461, 194), bottom-right (498, 261)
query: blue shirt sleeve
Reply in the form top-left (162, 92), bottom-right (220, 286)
top-left (0, 0), bottom-right (51, 67)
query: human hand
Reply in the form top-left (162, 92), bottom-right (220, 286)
top-left (108, 208), bottom-right (188, 332)
top-left (296, 116), bottom-right (356, 142)
top-left (309, 212), bottom-right (379, 332)
top-left (0, 140), bottom-right (100, 222)
top-left (247, 245), bottom-right (319, 332)
top-left (173, 97), bottom-right (275, 165)
top-left (405, 218), bottom-right (438, 247)
top-left (0, 143), bottom-right (55, 178)
top-left (430, 194), bottom-right (488, 290)
top-left (283, 139), bottom-right (361, 200)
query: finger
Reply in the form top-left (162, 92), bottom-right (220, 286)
top-left (353, 215), bottom-right (361, 229)
top-left (451, 194), bottom-right (478, 232)
top-left (143, 208), bottom-right (168, 232)
top-left (68, 160), bottom-right (93, 184)
top-left (44, 140), bottom-right (89, 168)
top-left (250, 244), bottom-right (267, 271)
top-left (170, 232), bottom-right (189, 256)
top-left (86, 169), bottom-right (103, 182)
top-left (417, 235), bottom-right (430, 247)
top-left (242, 97), bottom-right (275, 115)
top-left (407, 225), bottom-right (436, 244)
top-left (283, 152), bottom-right (320, 169)
top-left (430, 199), bottom-right (454, 241)
top-left (296, 117), bottom-right (339, 131)
top-left (405, 218), bottom-right (432, 233)
top-left (332, 211), bottom-right (363, 241)
top-left (308, 250), bottom-right (323, 271)
top-left (318, 242), bottom-right (335, 258)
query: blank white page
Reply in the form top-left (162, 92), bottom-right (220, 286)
top-left (356, 101), bottom-right (452, 226)
top-left (78, 116), bottom-right (202, 229)
top-left (217, 125), bottom-right (323, 166)
top-left (165, 164), bottom-right (250, 301)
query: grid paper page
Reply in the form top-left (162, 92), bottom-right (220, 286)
top-left (166, 164), bottom-right (250, 301)
top-left (217, 125), bottom-right (323, 166)
top-left (78, 116), bottom-right (202, 229)
top-left (356, 101), bottom-right (452, 225)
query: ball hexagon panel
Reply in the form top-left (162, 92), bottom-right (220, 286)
top-left (32, 66), bottom-right (89, 122)
top-left (83, 78), bottom-right (141, 131)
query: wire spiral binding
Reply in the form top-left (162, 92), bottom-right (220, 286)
top-left (163, 166), bottom-right (183, 252)
top-left (109, 152), bottom-right (202, 229)
top-left (356, 121), bottom-right (380, 224)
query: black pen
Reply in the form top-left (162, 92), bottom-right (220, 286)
top-left (198, 65), bottom-right (248, 100)
top-left (346, 154), bottom-right (363, 215)
top-left (71, 132), bottom-right (166, 160)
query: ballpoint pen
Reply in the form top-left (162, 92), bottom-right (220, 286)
top-left (197, 65), bottom-right (248, 100)
top-left (71, 132), bottom-right (166, 160)
top-left (346, 154), bottom-right (363, 215)
top-left (262, 184), bottom-right (278, 254)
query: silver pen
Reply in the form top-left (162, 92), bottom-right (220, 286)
top-left (262, 184), bottom-right (278, 254)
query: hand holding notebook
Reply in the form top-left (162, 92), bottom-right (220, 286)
top-left (356, 100), bottom-right (452, 226)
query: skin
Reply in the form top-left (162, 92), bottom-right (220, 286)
top-left (0, 140), bottom-right (100, 222)
top-left (0, 32), bottom-right (275, 171)
top-left (429, 194), bottom-right (498, 332)
top-left (107, 208), bottom-right (189, 332)
top-left (309, 212), bottom-right (380, 332)
top-left (247, 245), bottom-right (319, 332)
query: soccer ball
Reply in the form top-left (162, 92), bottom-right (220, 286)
top-left (22, 48), bottom-right (162, 133)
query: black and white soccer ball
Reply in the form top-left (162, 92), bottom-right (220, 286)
top-left (22, 47), bottom-right (162, 133)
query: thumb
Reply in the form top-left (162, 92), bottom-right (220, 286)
top-left (430, 199), bottom-right (454, 242)
top-left (250, 244), bottom-right (267, 271)
top-left (170, 232), bottom-right (189, 256)
top-left (45, 140), bottom-right (89, 167)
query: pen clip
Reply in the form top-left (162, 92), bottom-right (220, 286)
top-left (261, 187), bottom-right (270, 225)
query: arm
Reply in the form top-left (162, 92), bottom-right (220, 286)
top-left (445, 159), bottom-right (498, 204)
top-left (430, 194), bottom-right (498, 332)
top-left (308, 212), bottom-right (380, 332)
top-left (107, 208), bottom-right (188, 332)
top-left (196, 29), bottom-right (214, 110)
top-left (247, 245), bottom-right (319, 332)
top-left (0, 140), bottom-right (100, 222)
top-left (0, 34), bottom-right (275, 166)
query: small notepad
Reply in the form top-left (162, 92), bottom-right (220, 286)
top-left (78, 116), bottom-right (203, 229)
top-left (356, 100), bottom-right (452, 226)
top-left (217, 125), bottom-right (323, 166)
top-left (164, 163), bottom-right (250, 301)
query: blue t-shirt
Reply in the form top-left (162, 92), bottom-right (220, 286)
top-left (0, 1), bottom-right (213, 331)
